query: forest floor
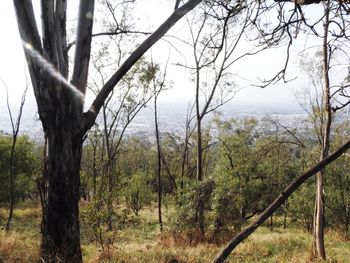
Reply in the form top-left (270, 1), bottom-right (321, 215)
top-left (0, 201), bottom-right (350, 262)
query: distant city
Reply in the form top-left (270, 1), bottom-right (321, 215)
top-left (0, 99), bottom-right (313, 142)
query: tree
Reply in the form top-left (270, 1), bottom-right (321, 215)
top-left (182, 0), bottom-right (263, 238)
top-left (93, 57), bottom-right (156, 230)
top-left (13, 0), bottom-right (203, 261)
top-left (124, 171), bottom-right (153, 216)
top-left (212, 117), bottom-right (261, 235)
top-left (296, 1), bottom-right (350, 256)
top-left (1, 79), bottom-right (28, 231)
top-left (152, 62), bottom-right (168, 232)
top-left (87, 1), bottom-right (159, 229)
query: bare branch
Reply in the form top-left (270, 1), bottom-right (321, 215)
top-left (80, 0), bottom-right (203, 135)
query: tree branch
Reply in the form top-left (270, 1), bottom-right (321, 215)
top-left (79, 0), bottom-right (203, 135)
top-left (71, 0), bottom-right (95, 95)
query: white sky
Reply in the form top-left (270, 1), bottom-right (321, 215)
top-left (0, 0), bottom-right (338, 125)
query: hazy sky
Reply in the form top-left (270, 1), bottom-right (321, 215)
top-left (0, 0), bottom-right (328, 124)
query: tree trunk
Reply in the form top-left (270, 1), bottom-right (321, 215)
top-left (313, 170), bottom-right (326, 258)
top-left (154, 93), bottom-right (163, 231)
top-left (41, 124), bottom-right (83, 262)
top-left (312, 3), bottom-right (330, 259)
top-left (92, 142), bottom-right (97, 198)
top-left (5, 137), bottom-right (16, 231)
top-left (196, 100), bottom-right (205, 239)
top-left (107, 160), bottom-right (115, 231)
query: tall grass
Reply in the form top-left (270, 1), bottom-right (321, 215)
top-left (0, 203), bottom-right (41, 262)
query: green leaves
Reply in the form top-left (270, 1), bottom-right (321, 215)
top-left (0, 134), bottom-right (36, 203)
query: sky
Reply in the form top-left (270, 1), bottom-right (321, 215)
top-left (0, 0), bottom-right (332, 130)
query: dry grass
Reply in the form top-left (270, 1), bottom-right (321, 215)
top-left (0, 230), bottom-right (40, 262)
top-left (1, 202), bottom-right (350, 262)
top-left (0, 202), bottom-right (41, 263)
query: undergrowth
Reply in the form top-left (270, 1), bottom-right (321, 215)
top-left (0, 202), bottom-right (350, 262)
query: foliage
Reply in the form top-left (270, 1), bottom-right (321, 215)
top-left (288, 182), bottom-right (315, 232)
top-left (0, 134), bottom-right (36, 205)
top-left (170, 178), bottom-right (214, 233)
top-left (123, 171), bottom-right (154, 215)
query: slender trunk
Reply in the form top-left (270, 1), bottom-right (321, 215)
top-left (283, 207), bottom-right (287, 229)
top-left (312, 3), bottom-right (330, 259)
top-left (195, 69), bottom-right (205, 238)
top-left (313, 170), bottom-right (325, 258)
top-left (154, 93), bottom-right (163, 231)
top-left (5, 136), bottom-right (17, 231)
top-left (107, 159), bottom-right (115, 230)
top-left (179, 113), bottom-right (191, 204)
top-left (92, 142), bottom-right (97, 198)
top-left (102, 101), bottom-right (115, 230)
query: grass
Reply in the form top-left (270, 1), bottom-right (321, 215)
top-left (1, 202), bottom-right (350, 262)
top-left (0, 202), bottom-right (41, 262)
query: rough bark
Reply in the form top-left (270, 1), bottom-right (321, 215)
top-left (213, 138), bottom-right (350, 263)
top-left (41, 122), bottom-right (83, 262)
top-left (13, 1), bottom-right (92, 261)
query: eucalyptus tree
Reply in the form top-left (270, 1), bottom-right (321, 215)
top-left (87, 2), bottom-right (163, 230)
top-left (91, 57), bottom-right (157, 230)
top-left (311, 2), bottom-right (350, 258)
top-left (212, 117), bottom-right (261, 235)
top-left (294, 1), bottom-right (350, 257)
top-left (12, 0), bottom-right (204, 261)
top-left (181, 0), bottom-right (277, 238)
top-left (152, 62), bottom-right (169, 232)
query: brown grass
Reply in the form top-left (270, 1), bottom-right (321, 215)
top-left (1, 202), bottom-right (350, 262)
top-left (0, 231), bottom-right (40, 263)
